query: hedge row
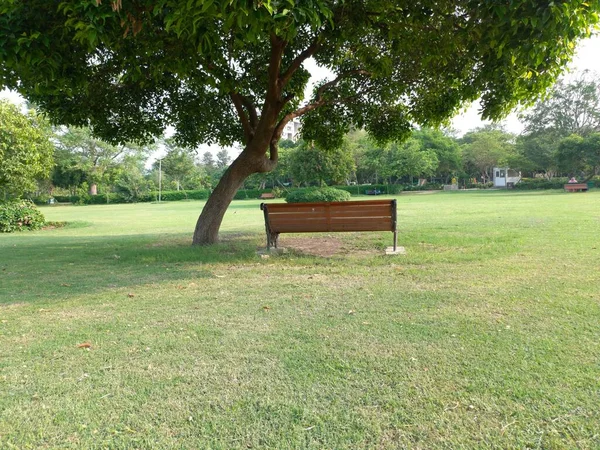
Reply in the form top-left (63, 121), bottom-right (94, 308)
top-left (513, 178), bottom-right (599, 190)
top-left (44, 189), bottom-right (212, 205)
top-left (37, 177), bottom-right (591, 206)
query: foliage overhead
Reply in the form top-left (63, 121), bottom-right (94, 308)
top-left (0, 101), bottom-right (54, 197)
top-left (1, 0), bottom-right (599, 153)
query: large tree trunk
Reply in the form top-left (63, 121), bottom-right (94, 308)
top-left (192, 143), bottom-right (273, 245)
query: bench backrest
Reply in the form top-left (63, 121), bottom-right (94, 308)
top-left (565, 183), bottom-right (587, 189)
top-left (261, 200), bottom-right (396, 233)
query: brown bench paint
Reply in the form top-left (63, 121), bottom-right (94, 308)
top-left (564, 183), bottom-right (588, 192)
top-left (260, 199), bottom-right (397, 251)
top-left (260, 193), bottom-right (276, 199)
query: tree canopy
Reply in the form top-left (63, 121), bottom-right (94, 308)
top-left (2, 0), bottom-right (599, 242)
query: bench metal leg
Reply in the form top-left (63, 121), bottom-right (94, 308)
top-left (266, 232), bottom-right (278, 250)
top-left (393, 230), bottom-right (397, 252)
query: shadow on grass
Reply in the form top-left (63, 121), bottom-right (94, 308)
top-left (0, 231), bottom-right (261, 305)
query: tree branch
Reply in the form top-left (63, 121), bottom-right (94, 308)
top-left (280, 38), bottom-right (321, 88)
top-left (266, 33), bottom-right (287, 103)
top-left (273, 70), bottom-right (371, 140)
top-left (239, 95), bottom-right (258, 129)
top-left (230, 92), bottom-right (252, 144)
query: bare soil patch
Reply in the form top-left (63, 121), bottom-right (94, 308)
top-left (279, 237), bottom-right (344, 257)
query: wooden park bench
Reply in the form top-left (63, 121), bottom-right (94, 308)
top-left (259, 192), bottom-right (276, 199)
top-left (564, 183), bottom-right (588, 192)
top-left (260, 199), bottom-right (398, 251)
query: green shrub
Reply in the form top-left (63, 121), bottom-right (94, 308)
top-left (271, 186), bottom-right (283, 198)
top-left (0, 200), bottom-right (46, 232)
top-left (285, 187), bottom-right (351, 203)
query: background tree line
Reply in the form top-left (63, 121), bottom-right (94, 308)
top-left (2, 71), bottom-right (599, 202)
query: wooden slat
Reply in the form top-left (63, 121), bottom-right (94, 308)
top-left (329, 223), bottom-right (392, 232)
top-left (326, 209), bottom-right (392, 218)
top-left (264, 200), bottom-right (391, 210)
top-left (269, 218), bottom-right (328, 227)
top-left (330, 218), bottom-right (392, 231)
top-left (328, 204), bottom-right (391, 211)
top-left (270, 218), bottom-right (393, 233)
top-left (276, 223), bottom-right (392, 233)
top-left (269, 214), bottom-right (392, 223)
top-left (273, 223), bottom-right (331, 232)
top-left (269, 215), bottom-right (329, 222)
top-left (269, 207), bottom-right (391, 218)
top-left (268, 207), bottom-right (326, 212)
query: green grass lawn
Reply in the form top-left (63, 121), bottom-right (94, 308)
top-left (1, 191), bottom-right (599, 449)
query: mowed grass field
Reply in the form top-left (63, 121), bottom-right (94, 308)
top-left (1, 190), bottom-right (599, 449)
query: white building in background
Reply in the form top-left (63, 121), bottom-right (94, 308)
top-left (282, 118), bottom-right (302, 141)
top-left (493, 167), bottom-right (522, 188)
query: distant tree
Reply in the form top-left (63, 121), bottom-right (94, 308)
top-left (556, 133), bottom-right (600, 180)
top-left (114, 155), bottom-right (153, 202)
top-left (515, 131), bottom-right (562, 178)
top-left (215, 150), bottom-right (231, 170)
top-left (413, 129), bottom-right (461, 183)
top-left (289, 141), bottom-right (355, 186)
top-left (51, 147), bottom-right (88, 195)
top-left (155, 140), bottom-right (197, 191)
top-left (461, 127), bottom-right (516, 182)
top-left (0, 101), bottom-right (54, 198)
top-left (521, 72), bottom-right (600, 137)
top-left (389, 139), bottom-right (439, 183)
top-left (55, 127), bottom-right (152, 195)
top-left (200, 152), bottom-right (215, 169)
top-left (518, 72), bottom-right (600, 178)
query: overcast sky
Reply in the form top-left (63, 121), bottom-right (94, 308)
top-left (2, 34), bottom-right (599, 156)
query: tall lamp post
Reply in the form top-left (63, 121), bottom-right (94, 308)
top-left (158, 158), bottom-right (162, 203)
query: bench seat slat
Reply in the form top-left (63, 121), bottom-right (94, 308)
top-left (269, 218), bottom-right (393, 232)
top-left (268, 211), bottom-right (392, 221)
top-left (271, 222), bottom-right (393, 233)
